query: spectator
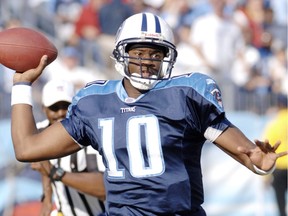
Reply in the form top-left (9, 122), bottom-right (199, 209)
top-left (173, 24), bottom-right (204, 76)
top-left (189, 0), bottom-right (245, 110)
top-left (189, 0), bottom-right (244, 78)
top-left (242, 62), bottom-right (272, 114)
top-left (263, 3), bottom-right (287, 49)
top-left (71, 0), bottom-right (105, 68)
top-left (42, 46), bottom-right (108, 91)
top-left (50, 0), bottom-right (84, 43)
top-left (99, 0), bottom-right (133, 36)
top-left (98, 0), bottom-right (134, 71)
top-left (267, 40), bottom-right (288, 96)
top-left (24, 0), bottom-right (56, 38)
top-left (241, 0), bottom-right (266, 49)
top-left (230, 25), bottom-right (261, 111)
top-left (159, 0), bottom-right (191, 30)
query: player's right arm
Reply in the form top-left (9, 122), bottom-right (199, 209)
top-left (11, 56), bottom-right (81, 162)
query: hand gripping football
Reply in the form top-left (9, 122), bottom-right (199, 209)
top-left (0, 27), bottom-right (58, 72)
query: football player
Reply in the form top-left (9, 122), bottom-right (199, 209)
top-left (11, 12), bottom-right (287, 215)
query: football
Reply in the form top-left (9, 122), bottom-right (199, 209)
top-left (0, 27), bottom-right (58, 72)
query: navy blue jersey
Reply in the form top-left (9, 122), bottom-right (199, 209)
top-left (62, 72), bottom-right (231, 215)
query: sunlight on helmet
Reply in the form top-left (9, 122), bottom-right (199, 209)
top-left (113, 12), bottom-right (178, 90)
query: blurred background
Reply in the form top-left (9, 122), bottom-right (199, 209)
top-left (0, 0), bottom-right (287, 215)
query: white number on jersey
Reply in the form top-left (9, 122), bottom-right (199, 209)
top-left (99, 115), bottom-right (165, 178)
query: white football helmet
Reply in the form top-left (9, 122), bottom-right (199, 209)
top-left (113, 12), bottom-right (178, 90)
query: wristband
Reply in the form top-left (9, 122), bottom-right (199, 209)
top-left (253, 164), bottom-right (276, 175)
top-left (11, 84), bottom-right (33, 106)
top-left (13, 82), bottom-right (32, 86)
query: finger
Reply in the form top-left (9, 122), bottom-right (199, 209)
top-left (272, 140), bottom-right (281, 151)
top-left (38, 55), bottom-right (49, 70)
top-left (256, 139), bottom-right (276, 153)
top-left (42, 164), bottom-right (50, 176)
top-left (264, 139), bottom-right (274, 151)
top-left (254, 139), bottom-right (268, 153)
top-left (277, 150), bottom-right (288, 158)
top-left (254, 139), bottom-right (263, 147)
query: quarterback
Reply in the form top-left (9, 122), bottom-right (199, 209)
top-left (11, 13), bottom-right (287, 215)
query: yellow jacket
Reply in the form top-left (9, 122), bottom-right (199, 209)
top-left (263, 109), bottom-right (288, 170)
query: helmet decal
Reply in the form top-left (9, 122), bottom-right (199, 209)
top-left (154, 14), bottom-right (161, 33)
top-left (141, 13), bottom-right (161, 34)
top-left (141, 13), bottom-right (148, 32)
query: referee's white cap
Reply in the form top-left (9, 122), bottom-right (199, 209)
top-left (42, 80), bottom-right (75, 107)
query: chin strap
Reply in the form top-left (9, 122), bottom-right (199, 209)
top-left (129, 73), bottom-right (159, 90)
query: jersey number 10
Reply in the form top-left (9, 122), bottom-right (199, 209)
top-left (99, 114), bottom-right (165, 178)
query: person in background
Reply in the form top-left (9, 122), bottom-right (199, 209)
top-left (98, 0), bottom-right (134, 72)
top-left (262, 94), bottom-right (288, 216)
top-left (49, 0), bottom-right (84, 44)
top-left (188, 0), bottom-right (245, 111)
top-left (11, 12), bottom-right (287, 215)
top-left (42, 46), bottom-right (108, 91)
top-left (31, 80), bottom-right (105, 216)
top-left (71, 0), bottom-right (105, 68)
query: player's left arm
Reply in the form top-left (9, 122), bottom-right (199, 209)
top-left (213, 125), bottom-right (288, 175)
